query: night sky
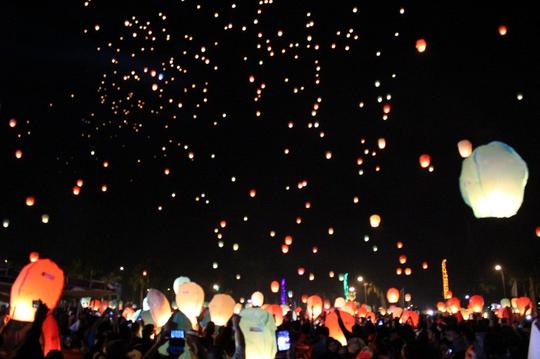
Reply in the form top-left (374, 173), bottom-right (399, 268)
top-left (3, 1), bottom-right (540, 307)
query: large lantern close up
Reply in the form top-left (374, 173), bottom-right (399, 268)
top-left (459, 141), bottom-right (528, 218)
top-left (208, 294), bottom-right (236, 326)
top-left (147, 289), bottom-right (172, 328)
top-left (306, 295), bottom-right (323, 319)
top-left (175, 282), bottom-right (204, 329)
top-left (325, 310), bottom-right (354, 345)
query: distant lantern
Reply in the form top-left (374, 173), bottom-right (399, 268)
top-left (306, 295), bottom-right (323, 319)
top-left (284, 235), bottom-right (293, 245)
top-left (446, 297), bottom-right (461, 314)
top-left (399, 255), bottom-right (407, 264)
top-left (516, 297), bottom-right (533, 315)
top-left (208, 294), bottom-right (236, 326)
top-left (334, 297), bottom-right (345, 308)
top-left (305, 201), bottom-right (311, 209)
top-left (436, 301), bottom-right (446, 312)
top-left (101, 184), bottom-right (108, 192)
top-left (265, 304), bottom-right (284, 326)
top-left (383, 103), bottom-right (392, 114)
top-left (15, 150), bottom-right (23, 159)
top-left (176, 282), bottom-right (205, 329)
top-left (386, 288), bottom-right (400, 304)
top-left (301, 294), bottom-right (308, 304)
top-left (251, 291), bottom-right (264, 307)
top-left (10, 259), bottom-right (64, 322)
top-left (9, 118), bottom-right (17, 128)
top-left (270, 281), bottom-right (280, 293)
top-left (147, 289), bottom-right (172, 328)
top-left (369, 214), bottom-right (381, 228)
top-left (41, 214), bottom-right (49, 224)
top-left (498, 25), bottom-right (507, 36)
top-left (76, 179), bottom-right (84, 187)
top-left (219, 220), bottom-right (227, 228)
top-left (404, 293), bottom-right (412, 302)
top-left (328, 227), bottom-right (334, 235)
top-left (419, 154), bottom-right (431, 168)
top-left (457, 139), bottom-right (473, 158)
top-left (404, 267), bottom-right (412, 276)
top-left (422, 261), bottom-right (429, 269)
top-left (249, 189), bottom-right (256, 197)
top-left (468, 295), bottom-right (484, 313)
top-left (281, 244), bottom-right (289, 253)
top-left (377, 138), bottom-right (386, 149)
top-left (312, 246), bottom-right (318, 254)
top-left (73, 186), bottom-right (81, 195)
top-left (459, 141), bottom-right (528, 218)
top-left (25, 196), bottom-right (35, 207)
top-left (416, 38), bottom-right (427, 52)
top-left (297, 267), bottom-right (305, 275)
top-left (536, 227), bottom-right (540, 237)
top-left (396, 267), bottom-right (402, 275)
top-left (29, 252), bottom-right (39, 263)
top-left (396, 241), bottom-right (403, 249)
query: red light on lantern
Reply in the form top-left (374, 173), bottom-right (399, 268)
top-left (25, 196), bottom-right (35, 207)
top-left (419, 154), bottom-right (431, 168)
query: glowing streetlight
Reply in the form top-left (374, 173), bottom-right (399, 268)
top-left (494, 264), bottom-right (506, 298)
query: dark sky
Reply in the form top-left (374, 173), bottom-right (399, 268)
top-left (2, 0), bottom-right (540, 307)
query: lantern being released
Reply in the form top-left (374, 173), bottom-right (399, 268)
top-left (386, 288), bottom-right (400, 304)
top-left (325, 310), bottom-right (354, 345)
top-left (208, 294), bottom-right (236, 326)
top-left (270, 281), bottom-right (280, 293)
top-left (147, 289), bottom-right (172, 328)
top-left (175, 282), bottom-right (204, 329)
top-left (459, 141), bottom-right (528, 218)
top-left (173, 276), bottom-right (191, 295)
top-left (10, 259), bottom-right (64, 322)
top-left (306, 295), bottom-right (323, 319)
top-left (251, 291), bottom-right (264, 307)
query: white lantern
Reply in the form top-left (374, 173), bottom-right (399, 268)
top-left (173, 276), bottom-right (191, 295)
top-left (459, 141), bottom-right (528, 218)
top-left (175, 282), bottom-right (204, 329)
top-left (251, 291), bottom-right (264, 307)
top-left (208, 294), bottom-right (236, 326)
top-left (457, 139), bottom-right (473, 158)
top-left (147, 289), bottom-right (172, 328)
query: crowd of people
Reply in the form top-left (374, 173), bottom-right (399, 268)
top-left (1, 298), bottom-right (538, 359)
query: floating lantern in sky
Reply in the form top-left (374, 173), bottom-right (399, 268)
top-left (281, 244), bottom-right (289, 253)
top-left (404, 293), bottom-right (412, 302)
top-left (208, 294), bottom-right (236, 326)
top-left (270, 281), bottom-right (280, 293)
top-left (422, 261), bottom-right (429, 270)
top-left (73, 186), bottom-right (81, 195)
top-left (399, 255), bottom-right (407, 264)
top-left (312, 246), bottom-right (318, 254)
top-left (306, 295), bottom-right (323, 319)
top-left (325, 310), bottom-right (354, 345)
top-left (377, 138), bottom-right (386, 149)
top-left (459, 141), bottom-right (528, 218)
top-left (76, 179), bottom-right (84, 187)
top-left (147, 289), bottom-right (172, 328)
top-left (396, 268), bottom-right (402, 275)
top-left (436, 301), bottom-right (446, 312)
top-left (498, 25), bottom-right (507, 36)
top-left (416, 38), bottom-right (427, 52)
top-left (386, 288), bottom-right (400, 304)
top-left (9, 118), bottom-right (17, 128)
top-left (419, 154), bottom-right (431, 168)
top-left (383, 103), bottom-right (392, 114)
top-left (468, 295), bottom-right (484, 313)
top-left (284, 235), bottom-right (293, 245)
top-left (297, 267), bottom-right (305, 275)
top-left (446, 297), bottom-right (461, 314)
top-left (457, 139), bottom-right (473, 158)
top-left (29, 252), bottom-right (39, 263)
top-left (176, 282), bottom-right (204, 329)
top-left (41, 214), bottom-right (49, 224)
top-left (15, 149), bottom-right (23, 159)
top-left (369, 214), bottom-right (381, 228)
top-left (404, 267), bottom-right (412, 276)
top-left (536, 227), bottom-right (540, 237)
top-left (173, 276), bottom-right (191, 295)
top-left (396, 241), bottom-right (403, 249)
top-left (249, 189), bottom-right (256, 197)
top-left (25, 196), bottom-right (35, 207)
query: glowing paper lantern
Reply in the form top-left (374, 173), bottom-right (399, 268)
top-left (369, 214), bottom-right (381, 228)
top-left (459, 141), bottom-right (528, 218)
top-left (122, 307), bottom-right (136, 321)
top-left (416, 38), bottom-right (427, 53)
top-left (297, 267), bottom-right (305, 275)
top-left (176, 282), bottom-right (205, 328)
top-left (500, 298), bottom-right (511, 308)
top-left (404, 293), bottom-right (412, 302)
top-left (399, 255), bottom-right (407, 264)
top-left (436, 301), bottom-right (446, 312)
top-left (396, 267), bottom-right (402, 275)
top-left (404, 267), bottom-right (412, 276)
top-left (208, 294), bottom-right (236, 326)
top-left (468, 295), bottom-right (484, 313)
top-left (396, 241), bottom-right (403, 249)
top-left (9, 118), bottom-right (17, 127)
top-left (446, 297), bottom-right (461, 314)
top-left (419, 154), bottom-right (431, 168)
top-left (498, 25), bottom-right (507, 36)
top-left (516, 297), bottom-right (532, 315)
top-left (42, 314), bottom-right (61, 356)
top-left (284, 235), bottom-right (293, 245)
top-left (301, 294), bottom-right (308, 304)
top-left (25, 196), bottom-right (36, 207)
top-left (80, 297), bottom-right (91, 308)
top-left (342, 301), bottom-right (356, 315)
top-left (377, 138), bottom-right (386, 149)
top-left (233, 303), bottom-right (243, 314)
top-left (306, 295), bottom-right (323, 319)
top-left (457, 139), bottom-right (473, 158)
top-left (147, 289), bottom-right (172, 328)
top-left (325, 310), bottom-right (354, 345)
top-left (400, 310), bottom-right (419, 328)
top-left (535, 227), bottom-right (540, 237)
top-left (422, 261), bottom-right (429, 270)
top-left (29, 252), bottom-right (39, 263)
top-left (388, 305), bottom-right (403, 318)
top-left (90, 299), bottom-right (101, 311)
top-left (251, 291), bottom-right (264, 307)
top-left (281, 244), bottom-right (289, 253)
top-left (173, 276), bottom-right (191, 294)
top-left (249, 189), bottom-right (257, 198)
top-left (265, 304), bottom-right (283, 326)
top-left (334, 297), bottom-right (345, 309)
top-left (9, 259), bottom-right (64, 322)
top-left (270, 281), bottom-right (280, 293)
top-left (386, 288), bottom-right (400, 304)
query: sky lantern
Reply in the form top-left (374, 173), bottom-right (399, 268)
top-left (446, 297), bottom-right (461, 314)
top-left (468, 295), bottom-right (484, 313)
top-left (416, 38), bottom-right (427, 52)
top-left (15, 149), bottom-right (23, 159)
top-left (422, 261), bottom-right (429, 270)
top-left (536, 227), bottom-right (540, 237)
top-left (396, 267), bottom-right (402, 275)
top-left (9, 118), bottom-right (17, 127)
top-left (312, 246), bottom-right (318, 254)
top-left (176, 282), bottom-right (205, 329)
top-left (500, 298), bottom-right (511, 308)
top-left (281, 244), bottom-right (289, 253)
top-left (122, 307), bottom-right (135, 321)
top-left (173, 276), bottom-right (191, 295)
top-left (42, 313), bottom-right (61, 356)
top-left (29, 252), bottom-right (39, 263)
top-left (498, 25), bottom-right (507, 36)
top-left (404, 267), bottom-right (412, 276)
top-left (265, 304), bottom-right (283, 326)
top-left (377, 138), bottom-right (386, 149)
top-left (306, 295), bottom-right (323, 319)
top-left (401, 310), bottom-right (419, 328)
top-left (10, 259), bottom-right (64, 322)
top-left (208, 294), bottom-right (236, 326)
top-left (301, 294), bottom-right (308, 304)
top-left (25, 196), bottom-right (35, 207)
top-left (457, 139), bottom-right (473, 158)
top-left (419, 154), bottom-right (431, 168)
top-left (436, 301), bottom-right (446, 312)
top-left (101, 184), bottom-right (108, 192)
top-left (386, 288), bottom-right (400, 304)
top-left (219, 220), bottom-right (227, 228)
top-left (249, 189), bottom-right (256, 197)
top-left (398, 255), bottom-right (407, 264)
top-left (383, 103), bottom-right (391, 114)
top-left (284, 235), bottom-right (293, 245)
top-left (147, 288), bottom-right (172, 328)
top-left (72, 186), bottom-right (81, 195)
top-left (270, 280), bottom-right (280, 293)
top-left (516, 297), bottom-right (533, 315)
top-left (369, 214), bottom-right (381, 228)
top-left (404, 293), bottom-right (412, 302)
top-left (334, 297), bottom-right (345, 308)
top-left (76, 179), bottom-right (84, 187)
top-left (41, 214), bottom-right (49, 224)
top-left (325, 310), bottom-right (354, 345)
top-left (388, 305), bottom-right (403, 319)
top-left (459, 141), bottom-right (528, 218)
top-left (251, 291), bottom-right (264, 307)
top-left (90, 299), bottom-right (101, 312)
top-left (309, 273), bottom-right (315, 281)
top-left (297, 267), bottom-right (305, 275)
top-left (396, 241), bottom-right (403, 249)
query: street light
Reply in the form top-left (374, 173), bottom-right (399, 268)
top-left (356, 276), bottom-right (368, 303)
top-left (494, 264), bottom-right (506, 298)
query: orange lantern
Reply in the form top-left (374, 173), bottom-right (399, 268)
top-left (396, 241), bottom-right (403, 249)
top-left (419, 154), bottom-right (431, 168)
top-left (416, 38), bottom-right (427, 53)
top-left (386, 288), bottom-right (400, 304)
top-left (284, 235), bottom-right (293, 245)
top-left (383, 103), bottom-right (392, 114)
top-left (98, 300), bottom-right (109, 314)
top-left (15, 149), bottom-right (23, 159)
top-left (446, 297), bottom-right (461, 314)
top-left (535, 226), bottom-right (540, 237)
top-left (281, 244), bottom-right (289, 253)
top-left (25, 196), bottom-right (35, 207)
top-left (334, 297), bottom-right (345, 309)
top-left (388, 305), bottom-right (403, 318)
top-left (251, 291), bottom-right (264, 307)
top-left (176, 282), bottom-right (205, 329)
top-left (498, 25), bottom-right (507, 36)
top-left (208, 294), bottom-right (236, 326)
top-left (399, 255), bottom-right (407, 264)
top-left (404, 267), bottom-right (412, 276)
top-left (297, 267), bottom-right (305, 275)
top-left (357, 304), bottom-right (368, 318)
top-left (9, 118), bottom-right (17, 128)
top-left (90, 299), bottom-right (101, 311)
top-left (436, 301), bottom-right (446, 312)
top-left (219, 220), bottom-right (227, 228)
top-left (72, 186), bottom-right (81, 195)
top-left (404, 293), bottom-right (412, 302)
top-left (42, 313), bottom-right (61, 356)
top-left (249, 189), bottom-right (256, 198)
top-left (457, 139), bottom-right (473, 158)
top-left (396, 267), bottom-right (402, 275)
top-left (9, 259), bottom-right (64, 322)
top-left (468, 295), bottom-right (484, 313)
top-left (76, 179), bottom-right (84, 187)
top-left (29, 252), bottom-right (39, 263)
top-left (325, 310), bottom-right (354, 345)
top-left (306, 295), bottom-right (323, 319)
top-left (516, 297), bottom-right (532, 315)
top-left (342, 301), bottom-right (356, 315)
top-left (270, 280), bottom-right (280, 293)
top-left (312, 246), bottom-right (318, 254)
top-left (445, 290), bottom-right (453, 300)
top-left (122, 307), bottom-right (136, 321)
top-left (265, 304), bottom-right (283, 326)
top-left (147, 289), bottom-right (172, 328)
top-left (400, 310), bottom-right (419, 328)
top-left (369, 214), bottom-right (381, 228)
top-left (422, 261), bottom-right (429, 270)
top-left (301, 294), bottom-right (308, 304)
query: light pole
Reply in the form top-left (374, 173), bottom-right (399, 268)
top-left (357, 276), bottom-right (368, 303)
top-left (494, 264), bottom-right (506, 298)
